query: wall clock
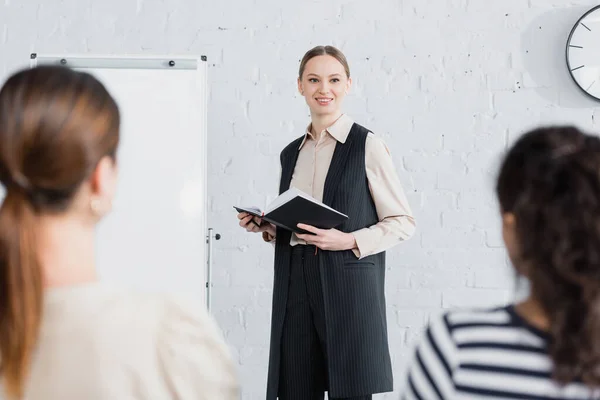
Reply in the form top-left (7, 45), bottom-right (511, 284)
top-left (566, 5), bottom-right (600, 101)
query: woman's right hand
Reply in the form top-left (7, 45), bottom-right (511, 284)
top-left (237, 212), bottom-right (276, 237)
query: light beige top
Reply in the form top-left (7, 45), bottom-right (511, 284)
top-left (17, 282), bottom-right (239, 400)
top-left (265, 114), bottom-right (416, 259)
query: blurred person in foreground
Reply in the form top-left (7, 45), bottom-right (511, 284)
top-left (0, 65), bottom-right (239, 400)
top-left (402, 126), bottom-right (600, 399)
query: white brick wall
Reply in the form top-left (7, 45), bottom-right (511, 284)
top-left (2, 0), bottom-right (600, 398)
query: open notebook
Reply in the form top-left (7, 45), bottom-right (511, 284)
top-left (234, 187), bottom-right (348, 234)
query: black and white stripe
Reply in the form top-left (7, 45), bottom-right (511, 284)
top-left (401, 306), bottom-right (600, 400)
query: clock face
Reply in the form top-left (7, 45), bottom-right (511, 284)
top-left (566, 6), bottom-right (600, 100)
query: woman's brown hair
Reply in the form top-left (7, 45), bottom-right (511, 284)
top-left (497, 126), bottom-right (600, 386)
top-left (298, 45), bottom-right (350, 79)
top-left (0, 65), bottom-right (119, 399)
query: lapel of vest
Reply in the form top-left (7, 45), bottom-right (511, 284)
top-left (322, 123), bottom-right (356, 207)
top-left (279, 137), bottom-right (303, 194)
top-left (276, 137), bottom-right (303, 243)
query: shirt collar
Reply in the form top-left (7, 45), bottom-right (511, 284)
top-left (298, 114), bottom-right (355, 150)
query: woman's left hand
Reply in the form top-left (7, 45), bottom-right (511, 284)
top-left (296, 223), bottom-right (357, 251)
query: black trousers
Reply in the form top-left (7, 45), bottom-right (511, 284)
top-left (278, 245), bottom-right (372, 400)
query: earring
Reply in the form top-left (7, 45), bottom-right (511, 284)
top-left (90, 199), bottom-right (102, 216)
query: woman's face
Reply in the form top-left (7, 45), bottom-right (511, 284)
top-left (298, 55), bottom-right (351, 118)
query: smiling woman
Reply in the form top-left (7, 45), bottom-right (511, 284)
top-left (236, 45), bottom-right (417, 400)
top-left (298, 46), bottom-right (351, 115)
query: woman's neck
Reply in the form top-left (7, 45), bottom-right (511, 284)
top-left (514, 295), bottom-right (551, 332)
top-left (37, 214), bottom-right (97, 288)
top-left (310, 112), bottom-right (343, 140)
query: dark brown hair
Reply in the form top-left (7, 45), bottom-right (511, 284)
top-left (497, 126), bottom-right (600, 386)
top-left (298, 45), bottom-right (350, 79)
top-left (0, 65), bottom-right (119, 398)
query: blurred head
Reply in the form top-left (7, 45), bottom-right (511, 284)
top-left (0, 65), bottom-right (120, 398)
top-left (297, 45), bottom-right (351, 119)
top-left (496, 126), bottom-right (600, 386)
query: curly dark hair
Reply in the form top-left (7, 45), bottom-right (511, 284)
top-left (497, 126), bottom-right (600, 386)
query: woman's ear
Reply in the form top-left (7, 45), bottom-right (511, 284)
top-left (502, 212), bottom-right (516, 228)
top-left (87, 155), bottom-right (118, 217)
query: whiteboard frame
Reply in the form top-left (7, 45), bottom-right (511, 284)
top-left (29, 53), bottom-right (210, 305)
top-left (29, 53), bottom-right (207, 70)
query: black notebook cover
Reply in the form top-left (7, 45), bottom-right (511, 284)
top-left (235, 197), bottom-right (348, 235)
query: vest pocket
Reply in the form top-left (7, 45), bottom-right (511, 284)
top-left (343, 261), bottom-right (375, 268)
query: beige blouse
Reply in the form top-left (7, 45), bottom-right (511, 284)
top-left (16, 282), bottom-right (239, 400)
top-left (264, 114), bottom-right (416, 259)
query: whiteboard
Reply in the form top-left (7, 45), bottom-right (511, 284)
top-left (30, 55), bottom-right (208, 302)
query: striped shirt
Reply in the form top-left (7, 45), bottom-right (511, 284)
top-left (401, 305), bottom-right (600, 400)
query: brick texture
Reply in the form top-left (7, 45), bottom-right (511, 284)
top-left (2, 0), bottom-right (599, 398)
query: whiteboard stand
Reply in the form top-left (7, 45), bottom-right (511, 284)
top-left (206, 228), bottom-right (221, 312)
top-left (29, 53), bottom-right (218, 312)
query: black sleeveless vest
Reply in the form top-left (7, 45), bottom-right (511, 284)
top-left (266, 123), bottom-right (393, 399)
